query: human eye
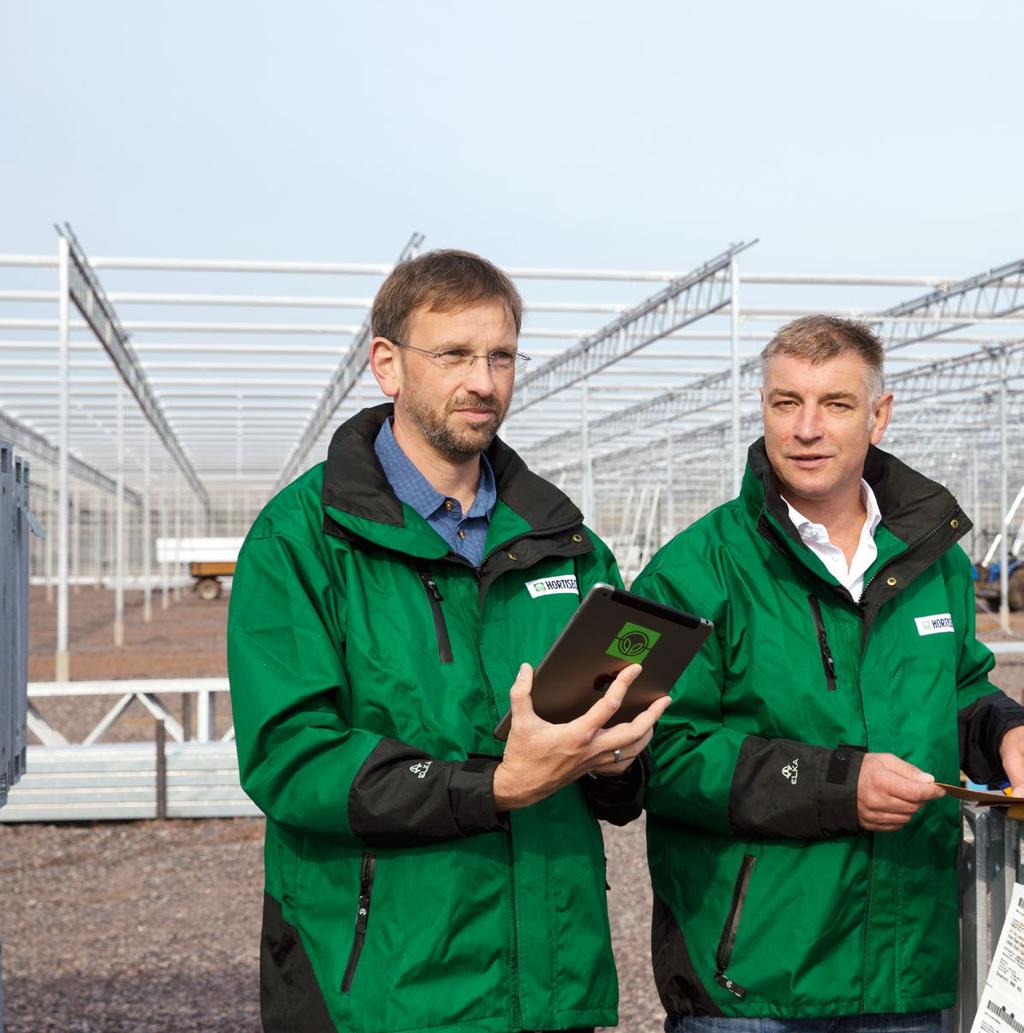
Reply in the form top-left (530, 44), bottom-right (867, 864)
top-left (772, 398), bottom-right (797, 411)
top-left (488, 350), bottom-right (516, 369)
top-left (435, 348), bottom-right (472, 368)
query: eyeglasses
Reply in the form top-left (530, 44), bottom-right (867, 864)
top-left (388, 339), bottom-right (531, 375)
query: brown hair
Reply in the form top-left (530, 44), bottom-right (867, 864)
top-left (761, 314), bottom-right (885, 400)
top-left (371, 249), bottom-right (523, 342)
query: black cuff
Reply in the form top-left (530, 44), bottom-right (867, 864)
top-left (959, 691), bottom-right (1024, 786)
top-left (818, 744), bottom-right (866, 838)
top-left (580, 750), bottom-right (649, 826)
top-left (729, 736), bottom-right (863, 840)
top-left (348, 739), bottom-right (507, 848)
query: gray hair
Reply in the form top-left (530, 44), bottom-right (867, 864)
top-left (761, 314), bottom-right (885, 403)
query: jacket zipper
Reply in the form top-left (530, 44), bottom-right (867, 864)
top-left (417, 569), bottom-right (454, 664)
top-left (714, 854), bottom-right (756, 999)
top-left (340, 851), bottom-right (377, 993)
top-left (807, 595), bottom-right (838, 691)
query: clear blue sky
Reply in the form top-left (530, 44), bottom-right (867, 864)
top-left (2, 1), bottom-right (1021, 277)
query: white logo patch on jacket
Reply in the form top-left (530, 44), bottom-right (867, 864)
top-left (409, 761), bottom-right (432, 779)
top-left (525, 575), bottom-right (579, 599)
top-left (914, 613), bottom-right (954, 636)
top-left (782, 759), bottom-right (799, 785)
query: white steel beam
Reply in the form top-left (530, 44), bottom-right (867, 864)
top-left (274, 232), bottom-right (424, 490)
top-left (0, 410), bottom-right (140, 505)
top-left (522, 258), bottom-right (1024, 467)
top-left (508, 241), bottom-right (757, 416)
top-left (58, 224), bottom-right (210, 510)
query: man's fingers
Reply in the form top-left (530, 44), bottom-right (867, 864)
top-left (878, 753), bottom-right (936, 784)
top-left (577, 664), bottom-right (643, 730)
top-left (507, 663), bottom-right (536, 722)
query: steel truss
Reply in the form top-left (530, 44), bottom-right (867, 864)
top-left (508, 241), bottom-right (755, 415)
top-left (0, 409), bottom-right (140, 505)
top-left (523, 258), bottom-right (1024, 469)
top-left (59, 225), bottom-right (209, 510)
top-left (274, 232), bottom-right (424, 490)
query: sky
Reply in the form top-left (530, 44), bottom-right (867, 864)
top-left (3, 1), bottom-right (1022, 280)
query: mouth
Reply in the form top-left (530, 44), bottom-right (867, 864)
top-left (787, 454), bottom-right (833, 469)
top-left (453, 408), bottom-right (498, 425)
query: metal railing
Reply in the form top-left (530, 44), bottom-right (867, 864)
top-left (953, 806), bottom-right (1024, 1033)
top-left (0, 441), bottom-right (31, 806)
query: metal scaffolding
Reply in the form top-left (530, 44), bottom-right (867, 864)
top-left (2, 230), bottom-right (1023, 668)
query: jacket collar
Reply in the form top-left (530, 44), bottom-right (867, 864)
top-left (740, 436), bottom-right (968, 549)
top-left (321, 403), bottom-right (585, 538)
top-left (740, 437), bottom-right (970, 624)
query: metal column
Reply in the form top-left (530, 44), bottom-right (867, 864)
top-left (143, 426), bottom-right (152, 623)
top-left (999, 348), bottom-right (1010, 633)
top-left (160, 454), bottom-right (169, 611)
top-left (114, 381), bottom-right (125, 647)
top-left (55, 236), bottom-right (71, 680)
top-left (730, 256), bottom-right (742, 497)
top-left (581, 377), bottom-right (593, 521)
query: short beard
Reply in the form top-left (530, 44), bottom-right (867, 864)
top-left (406, 391), bottom-right (506, 462)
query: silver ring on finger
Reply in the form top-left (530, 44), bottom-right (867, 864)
top-left (613, 748), bottom-right (622, 764)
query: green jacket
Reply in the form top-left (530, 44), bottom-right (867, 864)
top-left (228, 404), bottom-right (639, 1033)
top-left (633, 440), bottom-right (1023, 1020)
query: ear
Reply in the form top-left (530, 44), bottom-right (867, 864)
top-left (369, 337), bottom-right (401, 400)
top-left (869, 391), bottom-right (894, 445)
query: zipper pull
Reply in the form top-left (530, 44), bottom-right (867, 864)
top-left (420, 573), bottom-right (443, 601)
top-left (821, 641), bottom-right (837, 680)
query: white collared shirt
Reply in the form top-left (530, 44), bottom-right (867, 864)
top-left (783, 480), bottom-right (882, 603)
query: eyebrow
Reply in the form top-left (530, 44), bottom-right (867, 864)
top-left (766, 389), bottom-right (859, 402)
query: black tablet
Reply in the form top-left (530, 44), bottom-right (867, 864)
top-left (493, 582), bottom-right (712, 740)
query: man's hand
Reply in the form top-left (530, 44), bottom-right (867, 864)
top-left (856, 752), bottom-right (944, 831)
top-left (491, 663), bottom-right (671, 811)
top-left (998, 725), bottom-right (1024, 798)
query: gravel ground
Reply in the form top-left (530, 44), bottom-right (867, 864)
top-left (2, 587), bottom-right (1022, 1031)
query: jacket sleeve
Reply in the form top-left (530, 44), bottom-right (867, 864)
top-left (948, 547), bottom-right (1024, 785)
top-left (228, 530), bottom-right (506, 848)
top-left (635, 564), bottom-right (862, 840)
top-left (574, 529), bottom-right (650, 825)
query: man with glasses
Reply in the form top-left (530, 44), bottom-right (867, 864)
top-left (228, 249), bottom-right (667, 1033)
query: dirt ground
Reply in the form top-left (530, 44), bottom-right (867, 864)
top-left (2, 587), bottom-right (1023, 1031)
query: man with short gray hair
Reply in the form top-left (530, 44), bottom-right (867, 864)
top-left (634, 314), bottom-right (1024, 1033)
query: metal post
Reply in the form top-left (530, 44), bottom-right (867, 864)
top-left (173, 475), bottom-right (182, 602)
top-left (730, 256), bottom-right (742, 497)
top-left (581, 376), bottom-right (593, 521)
top-left (45, 459), bottom-right (54, 604)
top-left (665, 425), bottom-right (675, 541)
top-left (160, 454), bottom-right (169, 611)
top-left (93, 488), bottom-right (102, 589)
top-left (71, 482), bottom-right (80, 596)
top-left (970, 446), bottom-right (979, 561)
top-left (142, 426), bottom-right (152, 623)
top-left (155, 719), bottom-right (167, 820)
top-left (114, 380), bottom-right (125, 647)
top-left (1000, 348), bottom-right (1010, 634)
top-left (55, 235), bottom-right (71, 680)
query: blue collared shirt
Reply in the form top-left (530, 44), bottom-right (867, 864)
top-left (373, 418), bottom-right (497, 567)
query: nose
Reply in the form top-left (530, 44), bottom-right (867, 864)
top-left (793, 405), bottom-right (824, 442)
top-left (463, 355), bottom-right (497, 396)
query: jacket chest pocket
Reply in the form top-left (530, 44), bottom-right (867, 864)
top-left (416, 566), bottom-right (454, 664)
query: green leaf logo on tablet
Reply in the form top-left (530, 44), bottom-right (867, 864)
top-left (606, 622), bottom-right (662, 662)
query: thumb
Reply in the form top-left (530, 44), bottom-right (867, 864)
top-left (508, 663), bottom-right (535, 720)
top-left (881, 754), bottom-right (935, 784)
